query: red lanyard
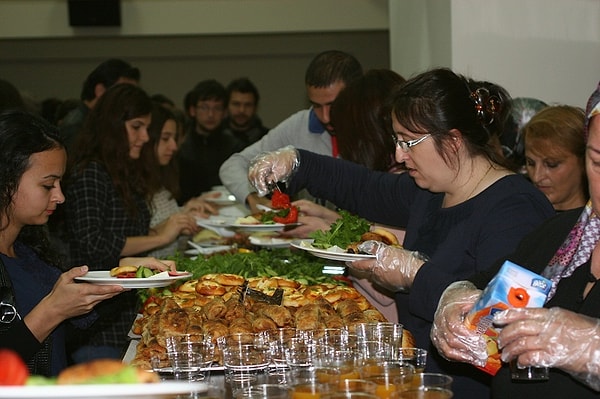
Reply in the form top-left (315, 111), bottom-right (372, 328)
top-left (331, 135), bottom-right (338, 158)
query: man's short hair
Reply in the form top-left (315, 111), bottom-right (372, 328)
top-left (226, 77), bottom-right (260, 105)
top-left (80, 58), bottom-right (140, 101)
top-left (305, 50), bottom-right (363, 88)
top-left (186, 79), bottom-right (227, 108)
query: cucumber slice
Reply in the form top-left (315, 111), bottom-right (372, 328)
top-left (142, 267), bottom-right (155, 278)
top-left (135, 266), bottom-right (144, 278)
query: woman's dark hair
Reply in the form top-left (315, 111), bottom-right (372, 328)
top-left (332, 69), bottom-right (406, 171)
top-left (391, 68), bottom-right (511, 169)
top-left (69, 83), bottom-right (153, 217)
top-left (0, 109), bottom-right (65, 266)
top-left (141, 103), bottom-right (181, 199)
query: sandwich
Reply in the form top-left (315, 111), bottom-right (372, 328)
top-left (346, 227), bottom-right (400, 254)
top-left (56, 359), bottom-right (158, 384)
top-left (110, 265), bottom-right (139, 278)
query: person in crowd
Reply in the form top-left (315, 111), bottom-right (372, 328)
top-left (142, 104), bottom-right (218, 258)
top-left (502, 97), bottom-right (548, 173)
top-left (248, 68), bottom-right (555, 398)
top-left (63, 84), bottom-right (195, 363)
top-left (275, 69), bottom-right (407, 323)
top-left (223, 77), bottom-right (269, 148)
top-left (430, 81), bottom-right (600, 398)
top-left (0, 109), bottom-right (174, 376)
top-left (0, 78), bottom-right (26, 112)
top-left (280, 68), bottom-right (407, 239)
top-left (177, 79), bottom-right (239, 204)
top-left (60, 58), bottom-right (140, 151)
top-left (219, 50), bottom-right (363, 213)
top-left (522, 105), bottom-right (588, 211)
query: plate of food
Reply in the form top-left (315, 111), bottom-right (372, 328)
top-left (290, 239), bottom-right (376, 262)
top-left (229, 221), bottom-right (301, 232)
top-left (248, 234), bottom-right (295, 248)
top-left (75, 268), bottom-right (192, 289)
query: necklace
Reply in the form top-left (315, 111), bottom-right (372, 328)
top-left (466, 163), bottom-right (493, 200)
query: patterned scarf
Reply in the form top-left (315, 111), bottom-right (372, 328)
top-left (542, 83), bottom-right (600, 300)
top-left (542, 201), bottom-right (600, 299)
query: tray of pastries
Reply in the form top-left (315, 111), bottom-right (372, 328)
top-left (130, 273), bottom-right (414, 369)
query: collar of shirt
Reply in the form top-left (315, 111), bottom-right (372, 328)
top-left (308, 108), bottom-right (326, 134)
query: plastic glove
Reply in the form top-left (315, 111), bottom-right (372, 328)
top-left (495, 307), bottom-right (600, 391)
top-left (430, 281), bottom-right (488, 367)
top-left (347, 240), bottom-right (427, 292)
top-left (248, 145), bottom-right (300, 196)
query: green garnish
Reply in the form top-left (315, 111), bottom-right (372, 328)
top-left (309, 210), bottom-right (371, 249)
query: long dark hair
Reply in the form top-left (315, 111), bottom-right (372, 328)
top-left (333, 69), bottom-right (406, 171)
top-left (141, 103), bottom-right (181, 199)
top-left (0, 110), bottom-right (65, 266)
top-left (69, 84), bottom-right (153, 217)
top-left (391, 68), bottom-right (511, 169)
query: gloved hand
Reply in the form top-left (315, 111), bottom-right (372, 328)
top-left (495, 307), bottom-right (600, 391)
top-left (248, 145), bottom-right (300, 196)
top-left (430, 281), bottom-right (488, 367)
top-left (347, 240), bottom-right (427, 292)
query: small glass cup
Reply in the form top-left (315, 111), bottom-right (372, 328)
top-left (396, 348), bottom-right (428, 373)
top-left (337, 379), bottom-right (377, 394)
top-left (234, 383), bottom-right (289, 399)
top-left (509, 360), bottom-right (549, 381)
top-left (288, 382), bottom-right (331, 399)
top-left (360, 361), bottom-right (415, 380)
top-left (405, 373), bottom-right (453, 390)
top-left (150, 353), bottom-right (174, 381)
top-left (391, 387), bottom-right (453, 399)
top-left (169, 350), bottom-right (205, 382)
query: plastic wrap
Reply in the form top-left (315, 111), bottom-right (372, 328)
top-left (247, 145), bottom-right (300, 196)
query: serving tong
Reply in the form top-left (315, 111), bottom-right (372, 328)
top-left (237, 280), bottom-right (284, 306)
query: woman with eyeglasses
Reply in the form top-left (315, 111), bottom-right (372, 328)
top-left (248, 68), bottom-right (555, 398)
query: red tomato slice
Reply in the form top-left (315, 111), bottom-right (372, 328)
top-left (0, 349), bottom-right (29, 385)
top-left (116, 272), bottom-right (137, 278)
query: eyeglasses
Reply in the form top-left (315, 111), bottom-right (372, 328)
top-left (392, 133), bottom-right (432, 152)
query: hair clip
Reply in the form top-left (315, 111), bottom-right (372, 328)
top-left (470, 87), bottom-right (502, 126)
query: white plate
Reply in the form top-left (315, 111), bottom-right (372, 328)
top-left (196, 219), bottom-right (236, 238)
top-left (186, 241), bottom-right (233, 255)
top-left (75, 271), bottom-right (192, 289)
top-left (249, 234), bottom-right (294, 248)
top-left (290, 239), bottom-right (376, 262)
top-left (228, 222), bottom-right (301, 232)
top-left (0, 381), bottom-right (208, 398)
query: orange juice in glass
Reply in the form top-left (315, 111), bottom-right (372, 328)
top-left (390, 387), bottom-right (453, 399)
top-left (314, 366), bottom-right (341, 386)
top-left (366, 375), bottom-right (397, 399)
top-left (289, 383), bottom-right (323, 399)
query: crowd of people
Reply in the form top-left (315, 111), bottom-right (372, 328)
top-left (1, 50), bottom-right (599, 399)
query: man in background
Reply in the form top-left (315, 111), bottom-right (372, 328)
top-left (219, 50), bottom-right (363, 212)
top-left (223, 77), bottom-right (269, 148)
top-left (178, 79), bottom-right (238, 204)
top-left (60, 58), bottom-right (140, 151)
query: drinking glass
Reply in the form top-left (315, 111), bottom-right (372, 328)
top-left (396, 348), bottom-right (428, 373)
top-left (404, 373), bottom-right (453, 390)
top-left (391, 387), bottom-right (453, 399)
top-left (337, 379), bottom-right (377, 394)
top-left (169, 350), bottom-right (205, 382)
top-left (220, 341), bottom-right (271, 394)
top-left (234, 383), bottom-right (289, 399)
top-left (509, 360), bottom-right (549, 381)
